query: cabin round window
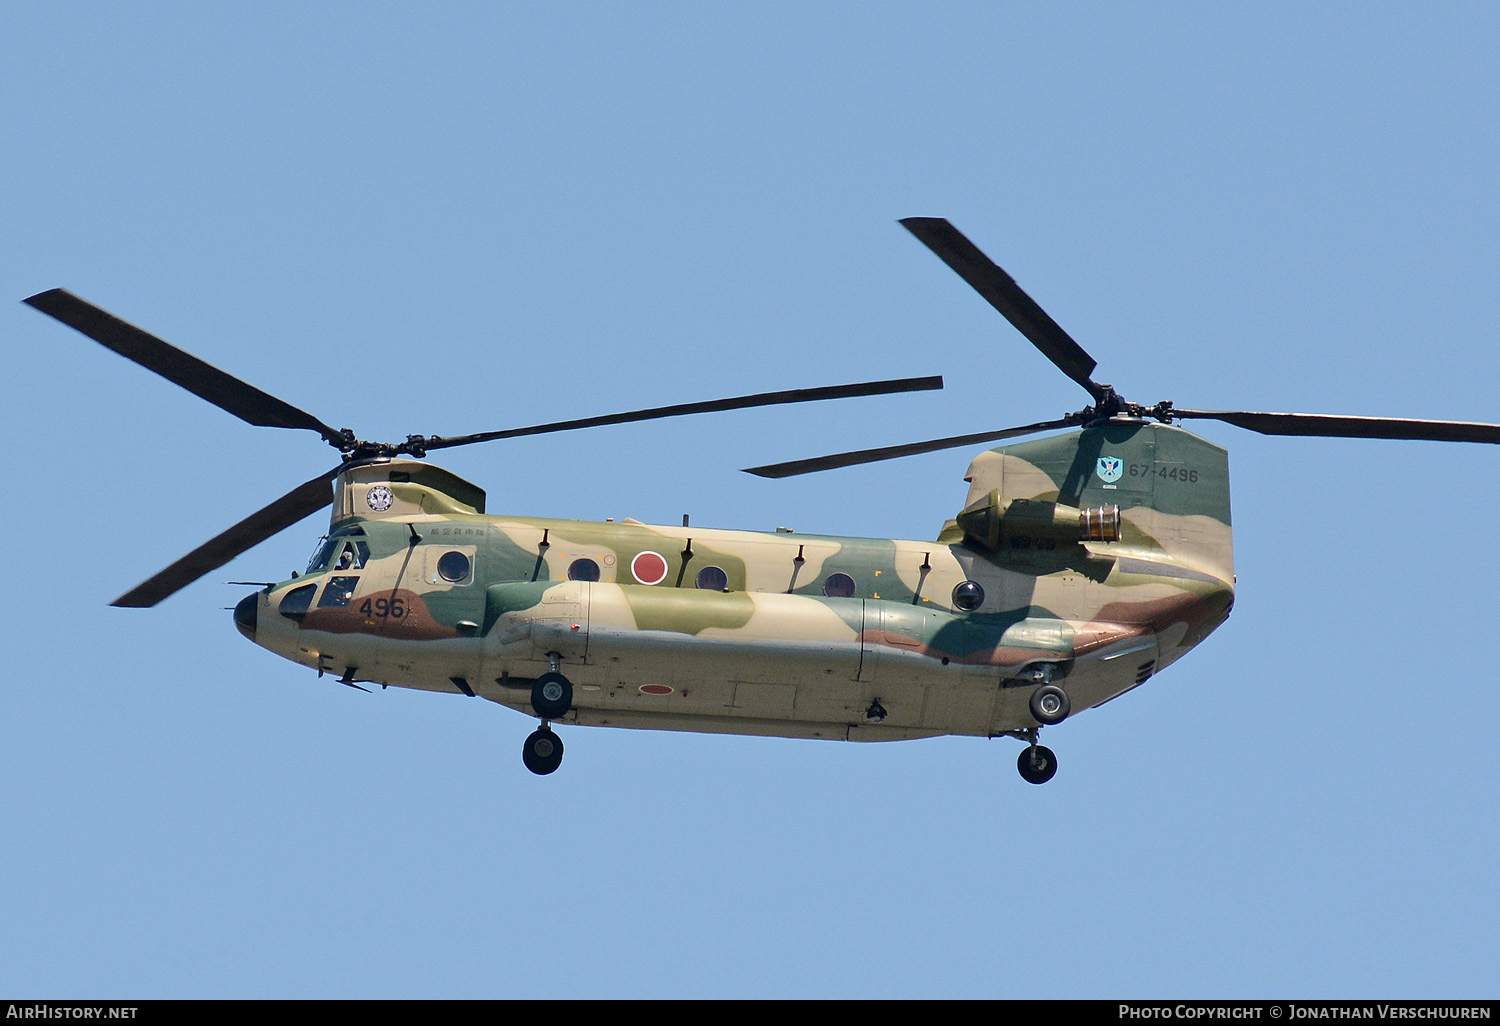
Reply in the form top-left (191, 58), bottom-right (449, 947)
top-left (437, 550), bottom-right (471, 582)
top-left (952, 580), bottom-right (985, 611)
top-left (695, 566), bottom-right (728, 591)
top-left (823, 572), bottom-right (856, 598)
top-left (568, 558), bottom-right (601, 582)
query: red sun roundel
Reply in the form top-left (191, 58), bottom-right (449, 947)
top-left (631, 550), bottom-right (669, 585)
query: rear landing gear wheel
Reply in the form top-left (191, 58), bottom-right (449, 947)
top-left (1029, 684), bottom-right (1070, 725)
top-left (1017, 744), bottom-right (1058, 785)
top-left (531, 672), bottom-right (573, 719)
top-left (523, 727), bottom-right (564, 775)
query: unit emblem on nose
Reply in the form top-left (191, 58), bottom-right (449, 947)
top-left (367, 485), bottom-right (394, 511)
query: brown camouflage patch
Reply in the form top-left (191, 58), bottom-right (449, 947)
top-left (298, 589), bottom-right (462, 640)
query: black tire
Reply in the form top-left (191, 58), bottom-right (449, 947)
top-left (1017, 744), bottom-right (1058, 785)
top-left (1029, 684), bottom-right (1070, 725)
top-left (531, 671), bottom-right (573, 719)
top-left (522, 727), bottom-right (564, 775)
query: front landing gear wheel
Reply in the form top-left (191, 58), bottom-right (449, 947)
top-left (522, 727), bottom-right (564, 775)
top-left (1029, 684), bottom-right (1070, 725)
top-left (1017, 744), bottom-right (1058, 785)
top-left (531, 672), bottom-right (573, 719)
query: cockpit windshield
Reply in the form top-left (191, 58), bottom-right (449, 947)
top-left (306, 528), bottom-right (370, 573)
top-left (306, 538), bottom-right (337, 573)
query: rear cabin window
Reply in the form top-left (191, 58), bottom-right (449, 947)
top-left (695, 566), bottom-right (728, 591)
top-left (953, 581), bottom-right (985, 611)
top-left (568, 558), bottom-right (601, 582)
top-left (823, 572), bottom-right (856, 598)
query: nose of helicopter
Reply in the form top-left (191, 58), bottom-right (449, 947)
top-left (233, 591), bottom-right (258, 641)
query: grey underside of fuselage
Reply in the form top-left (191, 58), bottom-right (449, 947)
top-left (298, 624), bottom-right (1163, 742)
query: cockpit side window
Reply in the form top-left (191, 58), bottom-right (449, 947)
top-left (318, 576), bottom-right (360, 608)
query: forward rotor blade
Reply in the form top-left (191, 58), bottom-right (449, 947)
top-left (24, 289), bottom-right (346, 447)
top-left (418, 375), bottom-right (944, 452)
top-left (1170, 409), bottom-right (1500, 445)
top-left (900, 218), bottom-right (1107, 403)
top-left (743, 415), bottom-right (1080, 478)
top-left (112, 466), bottom-right (340, 607)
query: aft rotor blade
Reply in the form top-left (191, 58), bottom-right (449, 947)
top-left (743, 415), bottom-right (1080, 478)
top-left (112, 466), bottom-right (341, 607)
top-left (24, 289), bottom-right (347, 447)
top-left (900, 218), bottom-right (1107, 403)
top-left (1170, 409), bottom-right (1500, 445)
top-left (417, 375), bottom-right (945, 452)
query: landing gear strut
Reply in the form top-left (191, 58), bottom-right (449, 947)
top-left (531, 670), bottom-right (573, 719)
top-left (1015, 727), bottom-right (1058, 785)
top-left (523, 726), bottom-right (564, 775)
top-left (523, 660), bottom-right (573, 775)
top-left (1029, 684), bottom-right (1070, 725)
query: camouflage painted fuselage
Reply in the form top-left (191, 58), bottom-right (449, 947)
top-left (236, 421), bottom-right (1234, 742)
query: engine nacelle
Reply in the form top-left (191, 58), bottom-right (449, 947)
top-left (956, 490), bottom-right (1121, 552)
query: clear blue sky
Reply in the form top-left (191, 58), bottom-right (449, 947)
top-left (3, 2), bottom-right (1498, 999)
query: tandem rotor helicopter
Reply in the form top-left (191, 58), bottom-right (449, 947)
top-left (27, 218), bottom-right (1500, 783)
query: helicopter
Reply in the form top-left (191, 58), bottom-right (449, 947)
top-left (26, 218), bottom-right (1500, 783)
